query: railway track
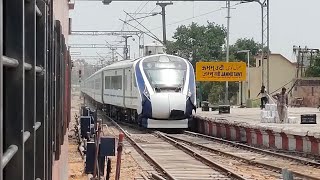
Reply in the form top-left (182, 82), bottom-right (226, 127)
top-left (159, 132), bottom-right (280, 180)
top-left (170, 131), bottom-right (320, 180)
top-left (107, 117), bottom-right (246, 179)
top-left (93, 109), bottom-right (320, 179)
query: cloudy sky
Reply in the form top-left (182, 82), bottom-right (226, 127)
top-left (69, 0), bottom-right (320, 64)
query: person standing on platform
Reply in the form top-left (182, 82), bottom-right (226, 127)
top-left (257, 85), bottom-right (268, 109)
top-left (272, 87), bottom-right (289, 123)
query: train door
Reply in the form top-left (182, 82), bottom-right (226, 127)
top-left (124, 68), bottom-right (132, 107)
top-left (132, 70), bottom-right (139, 109)
top-left (101, 71), bottom-right (104, 104)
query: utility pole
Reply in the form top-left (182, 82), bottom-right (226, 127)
top-left (156, 2), bottom-right (173, 46)
top-left (293, 45), bottom-right (320, 78)
top-left (123, 35), bottom-right (132, 60)
top-left (237, 50), bottom-right (250, 103)
top-left (225, 0), bottom-right (231, 104)
top-left (111, 47), bottom-right (117, 62)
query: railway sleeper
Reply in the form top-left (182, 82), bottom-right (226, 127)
top-left (154, 131), bottom-right (246, 180)
top-left (170, 133), bottom-right (320, 180)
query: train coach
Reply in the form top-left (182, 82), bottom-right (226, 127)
top-left (81, 53), bottom-right (197, 129)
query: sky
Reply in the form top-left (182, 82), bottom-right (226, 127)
top-left (69, 0), bottom-right (320, 64)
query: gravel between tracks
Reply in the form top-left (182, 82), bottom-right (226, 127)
top-left (106, 120), bottom-right (237, 179)
top-left (130, 133), bottom-right (232, 179)
top-left (167, 134), bottom-right (281, 180)
top-left (174, 133), bottom-right (320, 179)
top-left (68, 91), bottom-right (87, 180)
top-left (68, 90), bottom-right (145, 179)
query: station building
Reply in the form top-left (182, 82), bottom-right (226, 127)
top-left (238, 53), bottom-right (320, 107)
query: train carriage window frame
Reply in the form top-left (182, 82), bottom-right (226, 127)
top-left (124, 74), bottom-right (127, 90)
top-left (105, 76), bottom-right (111, 89)
top-left (111, 75), bottom-right (122, 90)
top-left (133, 72), bottom-right (137, 87)
top-left (142, 55), bottom-right (187, 89)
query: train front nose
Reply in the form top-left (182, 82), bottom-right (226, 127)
top-left (150, 93), bottom-right (186, 119)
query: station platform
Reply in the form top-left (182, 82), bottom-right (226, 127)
top-left (193, 107), bottom-right (320, 156)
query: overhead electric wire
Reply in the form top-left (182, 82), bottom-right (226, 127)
top-left (124, 11), bottom-right (162, 43)
top-left (149, 2), bottom-right (241, 31)
top-left (126, 12), bottom-right (161, 23)
top-left (105, 40), bottom-right (124, 59)
top-left (134, 5), bottom-right (159, 28)
top-left (135, 1), bottom-right (150, 16)
top-left (119, 18), bottom-right (161, 44)
top-left (114, 2), bottom-right (148, 42)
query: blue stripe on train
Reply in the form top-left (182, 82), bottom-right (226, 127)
top-left (134, 59), bottom-right (146, 100)
top-left (134, 59), bottom-right (152, 119)
top-left (188, 61), bottom-right (196, 106)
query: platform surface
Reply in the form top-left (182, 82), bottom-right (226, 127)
top-left (195, 107), bottom-right (320, 138)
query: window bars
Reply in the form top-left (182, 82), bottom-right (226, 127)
top-left (0, 0), bottom-right (71, 180)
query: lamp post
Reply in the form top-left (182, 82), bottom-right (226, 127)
top-left (237, 50), bottom-right (250, 105)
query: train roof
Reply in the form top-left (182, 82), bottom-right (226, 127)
top-left (84, 58), bottom-right (137, 80)
top-left (83, 54), bottom-right (189, 81)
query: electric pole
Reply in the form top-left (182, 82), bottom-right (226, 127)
top-left (111, 47), bottom-right (117, 62)
top-left (293, 45), bottom-right (320, 78)
top-left (156, 2), bottom-right (173, 46)
top-left (225, 0), bottom-right (231, 104)
top-left (123, 35), bottom-right (132, 59)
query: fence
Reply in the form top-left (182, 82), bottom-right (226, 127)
top-left (0, 0), bottom-right (71, 179)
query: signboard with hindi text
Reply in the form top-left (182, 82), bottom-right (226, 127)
top-left (196, 62), bottom-right (246, 81)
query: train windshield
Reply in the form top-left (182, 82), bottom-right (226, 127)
top-left (142, 55), bottom-right (187, 90)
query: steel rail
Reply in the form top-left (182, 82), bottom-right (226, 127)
top-left (185, 131), bottom-right (320, 167)
top-left (168, 133), bottom-right (320, 180)
top-left (154, 131), bottom-right (246, 180)
top-left (107, 116), bottom-right (178, 180)
top-left (151, 173), bottom-right (166, 180)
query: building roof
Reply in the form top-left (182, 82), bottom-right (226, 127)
top-left (270, 53), bottom-right (296, 65)
top-left (254, 53), bottom-right (297, 66)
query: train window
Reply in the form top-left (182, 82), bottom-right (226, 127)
top-left (142, 55), bottom-right (187, 88)
top-left (111, 75), bottom-right (122, 90)
top-left (105, 76), bottom-right (111, 89)
top-left (133, 73), bottom-right (137, 87)
top-left (124, 75), bottom-right (127, 90)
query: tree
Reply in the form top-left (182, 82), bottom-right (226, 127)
top-left (165, 22), bottom-right (230, 104)
top-left (166, 21), bottom-right (226, 67)
top-left (166, 23), bottom-right (261, 105)
top-left (229, 38), bottom-right (260, 66)
top-left (305, 55), bottom-right (320, 77)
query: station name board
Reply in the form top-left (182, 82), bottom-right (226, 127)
top-left (196, 62), bottom-right (247, 81)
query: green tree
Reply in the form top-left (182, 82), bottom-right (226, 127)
top-left (166, 22), bottom-right (231, 105)
top-left (166, 23), bottom-right (261, 105)
top-left (166, 21), bottom-right (226, 66)
top-left (305, 55), bottom-right (320, 77)
top-left (230, 38), bottom-right (260, 66)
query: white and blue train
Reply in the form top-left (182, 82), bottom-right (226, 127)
top-left (81, 53), bottom-right (196, 129)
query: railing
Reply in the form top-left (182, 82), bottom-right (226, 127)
top-left (1, 145), bottom-right (18, 169)
top-left (0, 0), bottom-right (71, 179)
top-left (3, 56), bottom-right (43, 72)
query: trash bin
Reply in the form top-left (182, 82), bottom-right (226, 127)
top-left (219, 105), bottom-right (230, 114)
top-left (202, 101), bottom-right (209, 111)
